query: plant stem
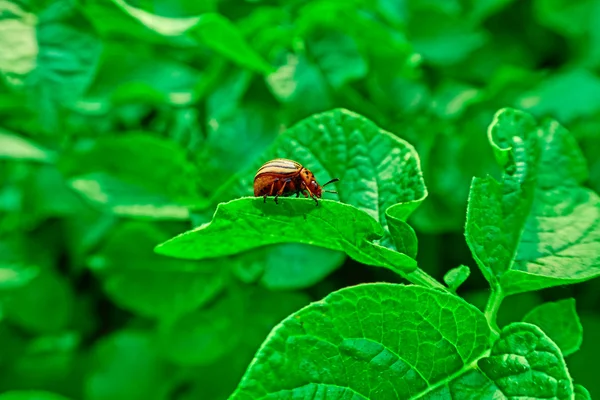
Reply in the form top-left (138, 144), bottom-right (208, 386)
top-left (484, 287), bottom-right (504, 333)
top-left (405, 268), bottom-right (447, 291)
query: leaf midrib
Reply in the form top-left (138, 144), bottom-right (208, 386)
top-left (409, 349), bottom-right (491, 400)
top-left (500, 132), bottom-right (544, 280)
top-left (231, 206), bottom-right (391, 267)
top-left (259, 383), bottom-right (370, 400)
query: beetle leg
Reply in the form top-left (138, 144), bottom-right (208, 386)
top-left (304, 186), bottom-right (319, 206)
top-left (274, 180), bottom-right (289, 205)
top-left (266, 179), bottom-right (279, 203)
top-left (276, 181), bottom-right (288, 196)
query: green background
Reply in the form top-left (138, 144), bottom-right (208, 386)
top-left (1, 0), bottom-right (600, 399)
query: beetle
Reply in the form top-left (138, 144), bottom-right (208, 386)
top-left (253, 158), bottom-right (339, 205)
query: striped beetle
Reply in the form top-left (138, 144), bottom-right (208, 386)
top-left (253, 158), bottom-right (339, 205)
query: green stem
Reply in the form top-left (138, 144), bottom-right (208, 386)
top-left (484, 287), bottom-right (504, 334)
top-left (405, 268), bottom-right (447, 291)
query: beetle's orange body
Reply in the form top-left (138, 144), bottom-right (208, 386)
top-left (253, 158), bottom-right (338, 205)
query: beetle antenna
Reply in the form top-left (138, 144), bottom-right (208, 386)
top-left (324, 190), bottom-right (337, 194)
top-left (322, 178), bottom-right (339, 187)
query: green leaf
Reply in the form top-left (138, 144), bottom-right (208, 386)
top-left (109, 0), bottom-right (271, 73)
top-left (429, 81), bottom-right (482, 120)
top-left (308, 32), bottom-right (368, 89)
top-left (85, 330), bottom-right (174, 400)
top-left (3, 0), bottom-right (101, 130)
top-left (478, 322), bottom-right (574, 399)
top-left (191, 14), bottom-right (273, 74)
top-left (427, 321), bottom-right (576, 398)
top-left (466, 108), bottom-right (600, 295)
top-left (195, 105), bottom-right (279, 199)
top-left (533, 0), bottom-right (600, 66)
top-left (257, 244), bottom-right (346, 290)
top-left (568, 314), bottom-right (600, 398)
top-left (157, 285), bottom-right (310, 366)
top-left (156, 198), bottom-right (418, 275)
top-left (205, 69), bottom-right (252, 120)
top-left (294, 1), bottom-right (413, 70)
top-left (0, 323), bottom-right (24, 368)
top-left (469, 0), bottom-right (517, 22)
top-left (18, 165), bottom-right (88, 227)
top-left (82, 44), bottom-right (203, 110)
top-left (230, 242), bottom-right (346, 290)
top-left (1, 268), bottom-right (74, 334)
top-left (386, 203), bottom-right (419, 259)
top-left (109, 0), bottom-right (200, 36)
top-left (522, 298), bottom-right (583, 356)
top-left (464, 290), bottom-right (544, 328)
top-left (574, 384), bottom-right (592, 399)
top-left (230, 286), bottom-right (578, 399)
top-left (172, 287), bottom-right (312, 399)
top-left (89, 221), bottom-right (225, 320)
top-left (61, 134), bottom-right (199, 202)
top-left (204, 108), bottom-right (426, 289)
top-left (215, 108), bottom-right (428, 236)
top-left (0, 130), bottom-right (53, 162)
top-left (61, 134), bottom-right (204, 219)
top-left (518, 68), bottom-right (600, 123)
top-left (0, 391), bottom-right (71, 400)
top-left (0, 1), bottom-right (38, 83)
top-left (33, 1), bottom-right (102, 101)
top-left (0, 263), bottom-right (39, 290)
top-left (443, 265), bottom-right (471, 291)
top-left (157, 286), bottom-right (245, 366)
top-left (230, 283), bottom-right (491, 399)
top-left (406, 5), bottom-right (486, 66)
top-left (406, 111), bottom-right (497, 234)
top-left (0, 331), bottom-right (82, 396)
top-left (69, 173), bottom-right (193, 220)
top-left (265, 52), bottom-right (332, 118)
top-left (429, 321), bottom-right (577, 398)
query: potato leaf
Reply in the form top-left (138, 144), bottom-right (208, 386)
top-left (109, 0), bottom-right (271, 74)
top-left (385, 202), bottom-right (419, 259)
top-left (215, 108), bottom-right (427, 233)
top-left (443, 265), bottom-right (471, 291)
top-left (156, 198), bottom-right (418, 275)
top-left (432, 322), bottom-right (576, 398)
top-left (518, 68), bottom-right (600, 123)
top-left (523, 298), bottom-right (583, 356)
top-left (0, 130), bottom-right (53, 162)
top-left (477, 322), bottom-right (574, 399)
top-left (1, 268), bottom-right (74, 334)
top-left (230, 284), bottom-right (491, 399)
top-left (0, 391), bottom-right (71, 400)
top-left (89, 222), bottom-right (225, 320)
top-left (62, 134), bottom-right (205, 220)
top-left (157, 286), bottom-right (310, 366)
top-left (205, 107), bottom-right (427, 289)
top-left (575, 384), bottom-right (592, 400)
top-left (230, 285), bottom-right (577, 400)
top-left (466, 108), bottom-right (600, 295)
top-left (85, 330), bottom-right (173, 400)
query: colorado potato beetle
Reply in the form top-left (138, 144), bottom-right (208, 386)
top-left (253, 158), bottom-right (339, 205)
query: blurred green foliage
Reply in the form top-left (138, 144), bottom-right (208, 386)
top-left (1, 0), bottom-right (599, 399)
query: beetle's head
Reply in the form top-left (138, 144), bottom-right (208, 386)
top-left (300, 168), bottom-right (339, 198)
top-left (312, 181), bottom-right (322, 197)
top-left (300, 168), bottom-right (320, 195)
